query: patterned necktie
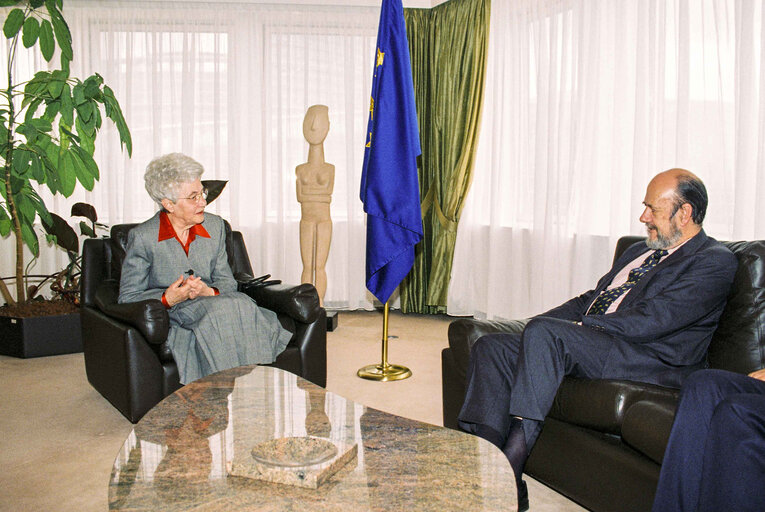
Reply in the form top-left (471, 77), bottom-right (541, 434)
top-left (587, 249), bottom-right (668, 315)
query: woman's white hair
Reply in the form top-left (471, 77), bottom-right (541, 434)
top-left (144, 153), bottom-right (205, 206)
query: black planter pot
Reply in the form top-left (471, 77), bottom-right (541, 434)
top-left (0, 312), bottom-right (83, 358)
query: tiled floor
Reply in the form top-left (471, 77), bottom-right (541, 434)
top-left (0, 310), bottom-right (586, 511)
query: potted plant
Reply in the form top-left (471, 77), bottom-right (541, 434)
top-left (0, 0), bottom-right (132, 357)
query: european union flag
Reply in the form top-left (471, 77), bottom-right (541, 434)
top-left (360, 0), bottom-right (423, 304)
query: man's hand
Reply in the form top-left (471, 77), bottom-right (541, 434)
top-left (749, 368), bottom-right (765, 382)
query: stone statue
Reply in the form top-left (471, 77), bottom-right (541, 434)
top-left (296, 105), bottom-right (334, 305)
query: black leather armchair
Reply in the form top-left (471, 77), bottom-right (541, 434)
top-left (81, 222), bottom-right (327, 423)
top-left (442, 236), bottom-right (765, 512)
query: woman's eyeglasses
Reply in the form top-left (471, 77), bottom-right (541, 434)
top-left (178, 188), bottom-right (209, 203)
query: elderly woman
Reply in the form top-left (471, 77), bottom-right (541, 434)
top-left (118, 153), bottom-right (291, 384)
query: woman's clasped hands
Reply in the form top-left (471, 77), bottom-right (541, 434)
top-left (164, 274), bottom-right (215, 306)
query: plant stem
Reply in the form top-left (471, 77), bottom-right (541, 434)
top-left (4, 28), bottom-right (23, 305)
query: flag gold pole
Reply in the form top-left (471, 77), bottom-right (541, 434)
top-left (357, 301), bottom-right (412, 381)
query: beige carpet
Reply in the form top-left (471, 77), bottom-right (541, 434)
top-left (0, 310), bottom-right (585, 511)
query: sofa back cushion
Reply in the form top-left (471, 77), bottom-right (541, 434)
top-left (708, 240), bottom-right (765, 374)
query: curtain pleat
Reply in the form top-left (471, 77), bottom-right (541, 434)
top-left (401, 0), bottom-right (490, 314)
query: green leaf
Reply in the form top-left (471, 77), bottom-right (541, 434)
top-left (94, 106), bottom-right (102, 131)
top-left (44, 98), bottom-right (61, 119)
top-left (42, 212), bottom-right (78, 253)
top-left (79, 220), bottom-right (95, 238)
top-left (0, 120), bottom-right (8, 146)
top-left (58, 123), bottom-right (71, 150)
top-left (30, 0), bottom-right (45, 8)
top-left (72, 82), bottom-right (85, 106)
top-left (60, 125), bottom-right (80, 143)
top-left (60, 83), bottom-right (73, 126)
top-left (47, 2), bottom-right (72, 62)
top-left (29, 152), bottom-right (44, 181)
top-left (50, 68), bottom-right (68, 82)
top-left (20, 220), bottom-right (40, 257)
top-left (83, 75), bottom-right (103, 99)
top-left (15, 190), bottom-right (35, 223)
top-left (40, 152), bottom-right (60, 194)
top-left (3, 8), bottom-right (24, 39)
top-left (58, 148), bottom-right (76, 196)
top-left (103, 86), bottom-right (132, 156)
top-left (23, 72), bottom-right (53, 108)
top-left (30, 118), bottom-right (53, 132)
top-left (72, 144), bottom-right (98, 179)
top-left (75, 117), bottom-right (94, 155)
top-left (18, 118), bottom-right (54, 144)
top-left (44, 141), bottom-right (61, 186)
top-left (23, 98), bottom-right (43, 123)
top-left (21, 16), bottom-right (39, 48)
top-left (12, 148), bottom-right (31, 176)
top-left (47, 78), bottom-right (64, 99)
top-left (38, 19), bottom-right (54, 61)
top-left (25, 187), bottom-right (51, 227)
top-left (68, 149), bottom-right (94, 190)
top-left (0, 206), bottom-right (11, 237)
top-left (75, 100), bottom-right (94, 123)
top-left (0, 1), bottom-right (22, 7)
top-left (72, 202), bottom-right (97, 223)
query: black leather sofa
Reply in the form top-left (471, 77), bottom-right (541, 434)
top-left (442, 236), bottom-right (765, 512)
top-left (81, 222), bottom-right (327, 423)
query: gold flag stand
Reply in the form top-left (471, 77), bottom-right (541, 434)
top-left (357, 301), bottom-right (412, 381)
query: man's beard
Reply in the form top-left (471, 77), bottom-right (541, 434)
top-left (645, 221), bottom-right (683, 249)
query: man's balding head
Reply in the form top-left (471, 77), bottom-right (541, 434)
top-left (640, 169), bottom-right (706, 249)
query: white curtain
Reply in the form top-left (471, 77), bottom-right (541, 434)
top-left (1, 0), bottom-right (382, 309)
top-left (449, 0), bottom-right (765, 320)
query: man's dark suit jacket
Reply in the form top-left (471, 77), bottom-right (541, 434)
top-left (539, 229), bottom-right (738, 387)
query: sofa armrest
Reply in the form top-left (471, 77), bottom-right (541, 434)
top-left (93, 281), bottom-right (169, 345)
top-left (447, 317), bottom-right (530, 376)
top-left (621, 396), bottom-right (678, 465)
top-left (238, 277), bottom-right (321, 325)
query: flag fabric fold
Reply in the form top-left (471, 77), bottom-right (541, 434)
top-left (360, 0), bottom-right (423, 304)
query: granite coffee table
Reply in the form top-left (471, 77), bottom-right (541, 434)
top-left (109, 365), bottom-right (516, 511)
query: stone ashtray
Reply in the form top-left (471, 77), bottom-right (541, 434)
top-left (251, 437), bottom-right (338, 467)
top-left (230, 436), bottom-right (358, 489)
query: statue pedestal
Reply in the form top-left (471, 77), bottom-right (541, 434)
top-left (326, 311), bottom-right (338, 332)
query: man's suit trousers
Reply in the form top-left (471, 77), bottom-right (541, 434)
top-left (652, 369), bottom-right (765, 512)
top-left (458, 317), bottom-right (618, 446)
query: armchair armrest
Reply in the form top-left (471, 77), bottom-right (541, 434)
top-left (236, 274), bottom-right (321, 324)
top-left (447, 317), bottom-right (530, 374)
top-left (93, 280), bottom-right (170, 344)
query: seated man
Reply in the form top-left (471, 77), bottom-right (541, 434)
top-left (458, 168), bottom-right (738, 511)
top-left (652, 368), bottom-right (765, 512)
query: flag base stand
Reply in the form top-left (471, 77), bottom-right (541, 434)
top-left (357, 363), bottom-right (412, 381)
top-left (357, 301), bottom-right (412, 382)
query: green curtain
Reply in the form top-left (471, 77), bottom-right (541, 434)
top-left (401, 0), bottom-right (490, 313)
